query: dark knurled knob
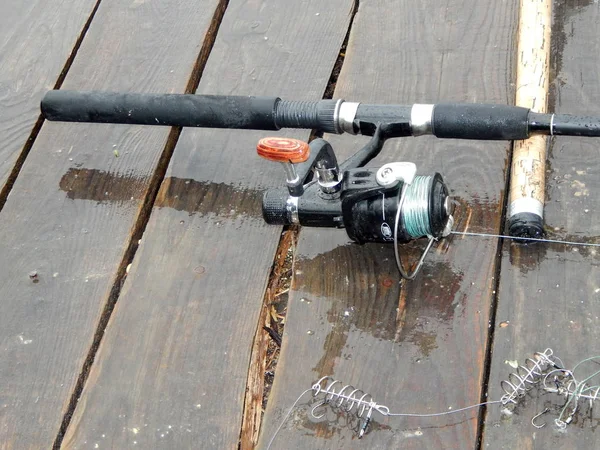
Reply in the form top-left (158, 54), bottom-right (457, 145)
top-left (262, 189), bottom-right (290, 225)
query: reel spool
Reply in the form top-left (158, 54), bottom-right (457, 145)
top-left (346, 171), bottom-right (450, 244)
top-left (258, 137), bottom-right (454, 279)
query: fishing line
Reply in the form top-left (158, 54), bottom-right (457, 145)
top-left (265, 349), bottom-right (600, 448)
top-left (265, 388), bottom-right (312, 450)
top-left (451, 230), bottom-right (600, 248)
top-left (394, 175), bottom-right (439, 279)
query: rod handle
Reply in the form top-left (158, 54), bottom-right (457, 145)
top-left (41, 90), bottom-right (281, 130)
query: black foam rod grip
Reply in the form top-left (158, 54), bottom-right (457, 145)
top-left (41, 90), bottom-right (281, 130)
top-left (432, 103), bottom-right (530, 140)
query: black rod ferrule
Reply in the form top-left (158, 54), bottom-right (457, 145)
top-left (528, 112), bottom-right (600, 137)
top-left (551, 113), bottom-right (600, 137)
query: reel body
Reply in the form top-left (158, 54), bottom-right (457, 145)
top-left (263, 168), bottom-right (450, 244)
top-left (258, 132), bottom-right (453, 278)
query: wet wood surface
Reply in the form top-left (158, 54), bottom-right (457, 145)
top-left (0, 0), bottom-right (98, 203)
top-left (2, 0), bottom-right (600, 449)
top-left (60, 1), bottom-right (354, 448)
top-left (259, 0), bottom-right (518, 448)
top-left (483, 1), bottom-right (600, 448)
top-left (0, 0), bottom-right (223, 447)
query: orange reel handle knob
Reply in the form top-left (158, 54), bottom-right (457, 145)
top-left (257, 137), bottom-right (310, 163)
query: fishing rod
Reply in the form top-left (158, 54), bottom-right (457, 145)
top-left (40, 91), bottom-right (600, 278)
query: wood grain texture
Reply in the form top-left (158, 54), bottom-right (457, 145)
top-left (483, 1), bottom-right (600, 448)
top-left (259, 0), bottom-right (518, 448)
top-left (0, 0), bottom-right (98, 201)
top-left (508, 0), bottom-right (552, 219)
top-left (60, 1), bottom-right (354, 448)
top-left (0, 1), bottom-right (223, 447)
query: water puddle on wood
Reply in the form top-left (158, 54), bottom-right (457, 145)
top-left (293, 241), bottom-right (467, 377)
top-left (59, 169), bottom-right (265, 223)
top-left (276, 196), bottom-right (507, 441)
top-left (155, 176), bottom-right (265, 219)
top-left (59, 167), bottom-right (146, 203)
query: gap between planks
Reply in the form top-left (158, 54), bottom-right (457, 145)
top-left (474, 141), bottom-right (514, 450)
top-left (51, 1), bottom-right (231, 448)
top-left (239, 1), bottom-right (360, 447)
top-left (0, 0), bottom-right (103, 212)
top-left (239, 227), bottom-right (298, 450)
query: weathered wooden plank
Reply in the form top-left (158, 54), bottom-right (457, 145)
top-left (0, 1), bottom-right (224, 448)
top-left (483, 1), bottom-right (600, 448)
top-left (60, 1), bottom-right (354, 448)
top-left (259, 0), bottom-right (518, 448)
top-left (0, 0), bottom-right (99, 204)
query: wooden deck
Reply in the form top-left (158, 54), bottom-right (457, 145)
top-left (1, 1), bottom-right (599, 449)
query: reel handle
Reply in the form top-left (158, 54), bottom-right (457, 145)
top-left (256, 137), bottom-right (310, 163)
top-left (257, 137), bottom-right (310, 197)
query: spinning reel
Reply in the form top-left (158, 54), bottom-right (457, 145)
top-left (256, 132), bottom-right (453, 279)
top-left (41, 90), bottom-right (600, 278)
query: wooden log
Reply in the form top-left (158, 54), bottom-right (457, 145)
top-left (0, 0), bottom-right (225, 447)
top-left (259, 0), bottom-right (518, 448)
top-left (59, 1), bottom-right (355, 448)
top-left (508, 0), bottom-right (552, 236)
top-left (0, 0), bottom-right (98, 205)
top-left (483, 1), bottom-right (600, 448)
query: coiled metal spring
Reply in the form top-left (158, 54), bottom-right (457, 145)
top-left (500, 348), bottom-right (562, 405)
top-left (310, 376), bottom-right (389, 438)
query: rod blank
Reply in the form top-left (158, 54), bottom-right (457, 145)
top-left (40, 90), bottom-right (600, 140)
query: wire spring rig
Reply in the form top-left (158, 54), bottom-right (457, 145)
top-left (499, 348), bottom-right (563, 405)
top-left (309, 376), bottom-right (390, 439)
top-left (267, 348), bottom-right (600, 448)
